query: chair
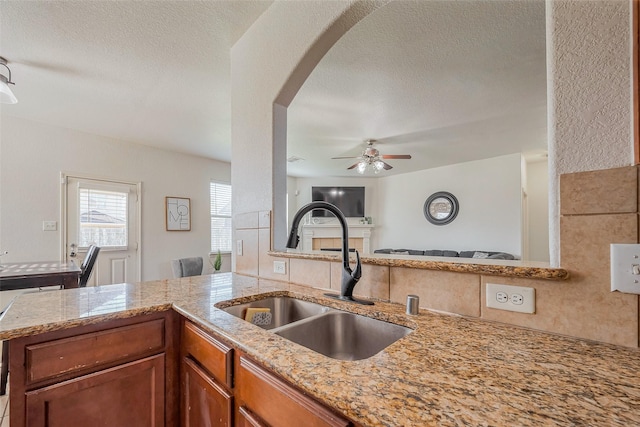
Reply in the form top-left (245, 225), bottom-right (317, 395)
top-left (79, 245), bottom-right (101, 287)
top-left (171, 257), bottom-right (204, 278)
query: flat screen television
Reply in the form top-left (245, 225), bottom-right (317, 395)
top-left (311, 186), bottom-right (365, 218)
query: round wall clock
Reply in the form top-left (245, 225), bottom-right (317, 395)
top-left (423, 192), bottom-right (459, 225)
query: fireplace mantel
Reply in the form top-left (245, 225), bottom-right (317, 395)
top-left (301, 223), bottom-right (374, 254)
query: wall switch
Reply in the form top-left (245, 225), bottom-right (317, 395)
top-left (486, 283), bottom-right (535, 314)
top-left (236, 240), bottom-right (243, 256)
top-left (610, 244), bottom-right (640, 294)
top-left (42, 221), bottom-right (57, 231)
top-left (273, 261), bottom-right (286, 275)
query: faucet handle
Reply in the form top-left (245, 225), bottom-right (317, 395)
top-left (351, 250), bottom-right (362, 280)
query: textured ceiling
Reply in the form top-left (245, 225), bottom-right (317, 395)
top-left (287, 0), bottom-right (547, 177)
top-left (0, 1), bottom-right (546, 177)
top-left (0, 0), bottom-right (272, 160)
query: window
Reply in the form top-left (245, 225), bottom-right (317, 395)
top-left (79, 188), bottom-right (128, 248)
top-left (210, 182), bottom-right (232, 252)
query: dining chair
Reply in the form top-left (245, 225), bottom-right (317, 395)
top-left (171, 257), bottom-right (204, 278)
top-left (79, 245), bottom-right (101, 287)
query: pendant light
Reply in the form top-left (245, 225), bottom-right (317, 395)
top-left (0, 57), bottom-right (17, 104)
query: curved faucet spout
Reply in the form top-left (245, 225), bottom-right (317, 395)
top-left (287, 202), bottom-right (373, 305)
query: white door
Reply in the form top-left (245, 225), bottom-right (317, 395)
top-left (64, 176), bottom-right (140, 286)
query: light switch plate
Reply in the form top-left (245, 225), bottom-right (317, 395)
top-left (42, 221), bottom-right (57, 231)
top-left (610, 244), bottom-right (640, 294)
top-left (236, 240), bottom-right (243, 256)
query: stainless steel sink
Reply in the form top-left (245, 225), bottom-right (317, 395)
top-left (219, 296), bottom-right (412, 360)
top-left (219, 296), bottom-right (330, 330)
top-left (275, 311), bottom-right (412, 361)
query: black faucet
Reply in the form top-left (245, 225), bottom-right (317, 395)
top-left (286, 201), bottom-right (373, 305)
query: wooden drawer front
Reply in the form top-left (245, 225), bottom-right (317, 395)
top-left (237, 356), bottom-right (350, 427)
top-left (26, 319), bottom-right (165, 384)
top-left (25, 354), bottom-right (165, 427)
top-left (183, 321), bottom-right (233, 388)
top-left (182, 357), bottom-right (233, 427)
top-left (238, 406), bottom-right (268, 427)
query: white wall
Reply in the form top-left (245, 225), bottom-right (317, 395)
top-left (0, 116), bottom-right (230, 280)
top-left (376, 154), bottom-right (523, 257)
top-left (526, 159), bottom-right (549, 262)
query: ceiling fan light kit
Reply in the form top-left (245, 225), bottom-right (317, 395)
top-left (333, 139), bottom-right (411, 174)
top-left (0, 56), bottom-right (17, 104)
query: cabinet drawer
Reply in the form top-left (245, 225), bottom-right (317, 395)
top-left (237, 356), bottom-right (350, 427)
top-left (182, 321), bottom-right (233, 388)
top-left (26, 319), bottom-right (165, 384)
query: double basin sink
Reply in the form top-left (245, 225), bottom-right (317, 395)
top-left (219, 296), bottom-right (412, 361)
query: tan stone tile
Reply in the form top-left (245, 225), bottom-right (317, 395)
top-left (329, 261), bottom-right (389, 300)
top-left (235, 229), bottom-right (259, 277)
top-left (481, 274), bottom-right (638, 348)
top-left (515, 213), bottom-right (640, 347)
top-left (389, 268), bottom-right (480, 317)
top-left (289, 259), bottom-right (331, 289)
top-left (560, 166), bottom-right (637, 215)
top-left (258, 228), bottom-right (290, 281)
top-left (235, 212), bottom-right (259, 229)
top-left (560, 214), bottom-right (637, 278)
top-left (258, 210), bottom-right (271, 229)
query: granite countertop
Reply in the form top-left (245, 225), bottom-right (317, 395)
top-left (269, 250), bottom-right (570, 281)
top-left (0, 273), bottom-right (637, 426)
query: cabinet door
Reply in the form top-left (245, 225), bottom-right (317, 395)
top-left (237, 406), bottom-right (268, 427)
top-left (25, 354), bottom-right (164, 427)
top-left (182, 357), bottom-right (233, 427)
top-left (237, 356), bottom-right (350, 427)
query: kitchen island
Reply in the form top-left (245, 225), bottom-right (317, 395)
top-left (0, 273), bottom-right (638, 426)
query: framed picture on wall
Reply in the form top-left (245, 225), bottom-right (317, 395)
top-left (166, 197), bottom-right (191, 231)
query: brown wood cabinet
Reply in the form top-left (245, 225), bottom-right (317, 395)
top-left (8, 313), bottom-right (352, 427)
top-left (25, 354), bottom-right (164, 426)
top-left (235, 355), bottom-right (350, 427)
top-left (181, 319), bottom-right (352, 427)
top-left (9, 311), bottom-right (178, 427)
top-left (180, 320), bottom-right (234, 427)
top-left (182, 357), bottom-right (233, 427)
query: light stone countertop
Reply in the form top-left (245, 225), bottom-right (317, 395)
top-left (270, 250), bottom-right (570, 280)
top-left (0, 273), bottom-right (637, 426)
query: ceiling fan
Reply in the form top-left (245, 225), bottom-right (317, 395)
top-left (331, 139), bottom-right (412, 174)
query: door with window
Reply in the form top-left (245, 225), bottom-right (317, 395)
top-left (64, 176), bottom-right (140, 286)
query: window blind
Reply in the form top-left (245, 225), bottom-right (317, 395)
top-left (210, 182), bottom-right (232, 252)
top-left (79, 188), bottom-right (128, 248)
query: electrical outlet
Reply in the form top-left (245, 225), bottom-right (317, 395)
top-left (273, 261), bottom-right (286, 275)
top-left (510, 293), bottom-right (524, 305)
top-left (236, 240), bottom-right (243, 256)
top-left (496, 292), bottom-right (508, 303)
top-left (486, 283), bottom-right (535, 314)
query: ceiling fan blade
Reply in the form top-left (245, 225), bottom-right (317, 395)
top-left (382, 161), bottom-right (393, 170)
top-left (331, 156), bottom-right (361, 159)
top-left (347, 163), bottom-right (360, 170)
top-left (381, 154), bottom-right (412, 159)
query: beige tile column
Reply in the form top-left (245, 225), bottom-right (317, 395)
top-left (558, 166), bottom-right (639, 346)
